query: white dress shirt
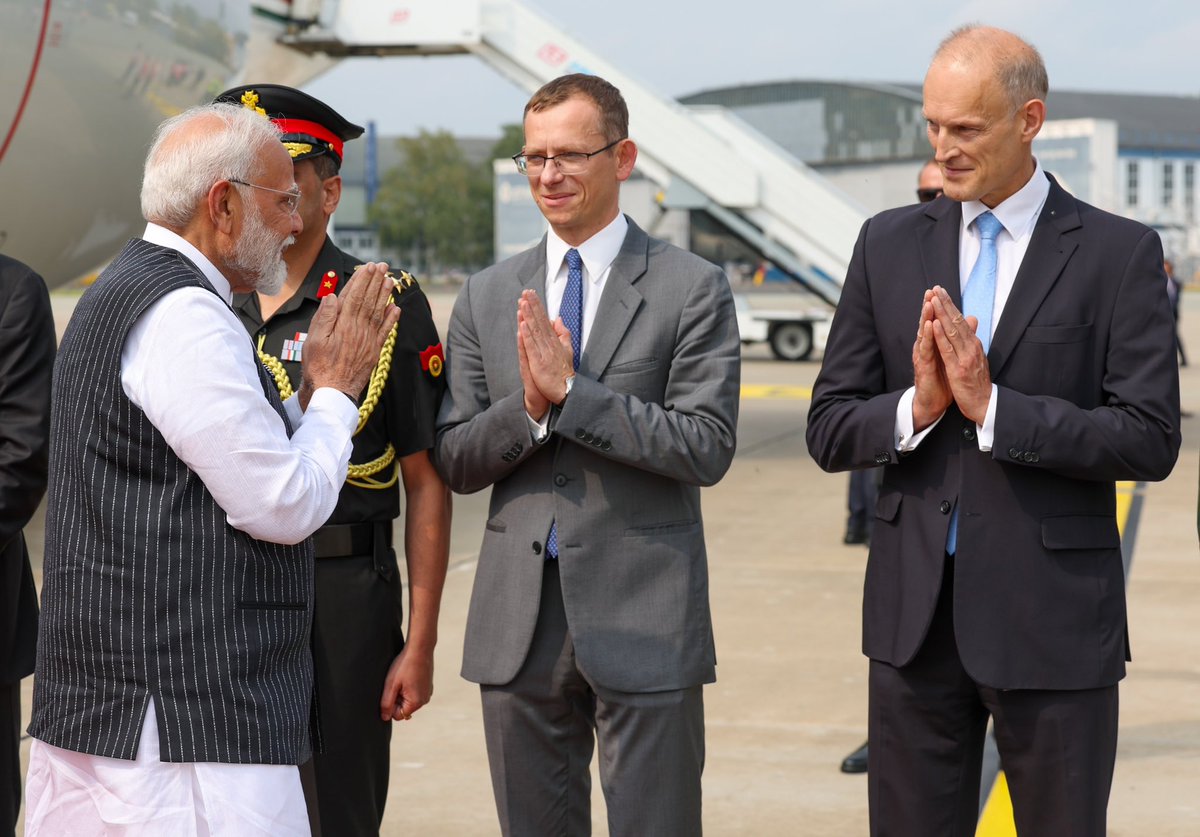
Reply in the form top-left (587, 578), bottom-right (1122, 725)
top-left (25, 223), bottom-right (362, 836)
top-left (528, 212), bottom-right (629, 437)
top-left (896, 160), bottom-right (1051, 452)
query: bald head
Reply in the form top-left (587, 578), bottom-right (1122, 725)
top-left (141, 103), bottom-right (284, 230)
top-left (932, 25), bottom-right (1048, 113)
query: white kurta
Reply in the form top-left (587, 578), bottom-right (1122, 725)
top-left (24, 224), bottom-right (360, 835)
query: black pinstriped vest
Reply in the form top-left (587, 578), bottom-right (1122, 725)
top-left (29, 238), bottom-right (318, 764)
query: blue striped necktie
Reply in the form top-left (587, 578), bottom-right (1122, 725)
top-left (546, 248), bottom-right (583, 559)
top-left (947, 211), bottom-right (1003, 555)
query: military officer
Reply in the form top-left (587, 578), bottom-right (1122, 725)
top-left (215, 84), bottom-right (451, 837)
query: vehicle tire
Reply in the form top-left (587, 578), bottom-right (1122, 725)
top-left (768, 322), bottom-right (813, 361)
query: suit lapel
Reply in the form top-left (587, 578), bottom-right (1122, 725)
top-left (579, 217), bottom-right (646, 379)
top-left (987, 178), bottom-right (1080, 379)
top-left (917, 198), bottom-right (963, 305)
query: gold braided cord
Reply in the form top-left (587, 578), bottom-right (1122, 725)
top-left (357, 323), bottom-right (397, 434)
top-left (347, 447), bottom-right (399, 489)
top-left (257, 321), bottom-right (400, 489)
top-left (257, 334), bottom-right (294, 400)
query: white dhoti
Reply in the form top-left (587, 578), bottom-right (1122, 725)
top-left (24, 699), bottom-right (310, 836)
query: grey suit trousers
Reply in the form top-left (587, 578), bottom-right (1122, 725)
top-left (481, 561), bottom-right (705, 837)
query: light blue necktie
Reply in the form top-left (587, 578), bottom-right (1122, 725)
top-left (946, 211), bottom-right (1003, 555)
top-left (546, 249), bottom-right (583, 559)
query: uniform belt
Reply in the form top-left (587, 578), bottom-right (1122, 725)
top-left (312, 521), bottom-right (393, 559)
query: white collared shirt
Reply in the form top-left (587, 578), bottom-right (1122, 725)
top-left (543, 211), bottom-right (629, 350)
top-left (527, 213), bottom-right (629, 437)
top-left (896, 160), bottom-right (1051, 452)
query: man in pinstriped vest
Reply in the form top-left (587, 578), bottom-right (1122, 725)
top-left (24, 103), bottom-right (400, 835)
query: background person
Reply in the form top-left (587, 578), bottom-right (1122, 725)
top-left (24, 103), bottom-right (400, 836)
top-left (434, 73), bottom-right (741, 836)
top-left (216, 84), bottom-right (451, 837)
top-left (839, 158), bottom-right (944, 776)
top-left (0, 255), bottom-right (55, 837)
top-left (807, 26), bottom-right (1179, 835)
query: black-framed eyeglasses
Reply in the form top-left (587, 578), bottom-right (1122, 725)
top-left (917, 188), bottom-right (943, 203)
top-left (229, 178), bottom-right (302, 213)
top-left (512, 137), bottom-right (625, 176)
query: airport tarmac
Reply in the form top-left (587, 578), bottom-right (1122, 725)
top-left (17, 286), bottom-right (1200, 835)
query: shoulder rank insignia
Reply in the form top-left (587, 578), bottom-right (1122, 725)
top-left (420, 343), bottom-right (444, 378)
top-left (317, 270), bottom-right (338, 298)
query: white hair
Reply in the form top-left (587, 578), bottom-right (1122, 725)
top-left (140, 103), bottom-right (282, 228)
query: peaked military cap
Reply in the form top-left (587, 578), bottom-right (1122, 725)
top-left (213, 84), bottom-right (364, 167)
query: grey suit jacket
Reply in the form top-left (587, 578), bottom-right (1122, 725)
top-left (435, 218), bottom-right (740, 693)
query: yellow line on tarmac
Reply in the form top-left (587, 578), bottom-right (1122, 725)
top-left (975, 480), bottom-right (1137, 837)
top-left (740, 384), bottom-right (812, 400)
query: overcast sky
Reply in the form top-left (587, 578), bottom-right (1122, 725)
top-left (302, 0), bottom-right (1200, 138)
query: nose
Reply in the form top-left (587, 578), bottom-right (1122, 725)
top-left (539, 159), bottom-right (565, 185)
top-left (291, 208), bottom-right (303, 237)
top-left (930, 127), bottom-right (954, 162)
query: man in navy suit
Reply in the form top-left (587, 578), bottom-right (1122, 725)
top-left (0, 255), bottom-right (55, 837)
top-left (808, 25), bottom-right (1180, 836)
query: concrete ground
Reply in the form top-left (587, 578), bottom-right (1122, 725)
top-left (17, 287), bottom-right (1200, 835)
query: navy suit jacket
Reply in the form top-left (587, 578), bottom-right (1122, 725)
top-left (0, 256), bottom-right (55, 685)
top-left (807, 175), bottom-right (1181, 690)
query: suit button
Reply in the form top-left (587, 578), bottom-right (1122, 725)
top-left (584, 433), bottom-right (595, 443)
top-left (939, 500), bottom-right (952, 514)
top-left (575, 428), bottom-right (586, 439)
top-left (1009, 447), bottom-right (1021, 460)
top-left (601, 441), bottom-right (612, 451)
top-left (1023, 451), bottom-right (1036, 462)
top-left (502, 452), bottom-right (513, 462)
top-left (532, 541), bottom-right (542, 555)
top-left (962, 426), bottom-right (976, 441)
top-left (1030, 452), bottom-right (1040, 463)
top-left (514, 442), bottom-right (524, 454)
top-left (554, 474), bottom-right (568, 487)
top-left (592, 438), bottom-right (603, 447)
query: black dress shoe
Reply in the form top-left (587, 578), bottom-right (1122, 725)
top-left (840, 741), bottom-right (868, 774)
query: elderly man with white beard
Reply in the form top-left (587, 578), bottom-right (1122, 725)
top-left (23, 103), bottom-right (401, 836)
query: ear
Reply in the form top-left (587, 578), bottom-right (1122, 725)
top-left (322, 174), bottom-right (342, 216)
top-left (615, 138), bottom-right (638, 183)
top-left (1019, 99), bottom-right (1046, 144)
top-left (208, 180), bottom-right (237, 235)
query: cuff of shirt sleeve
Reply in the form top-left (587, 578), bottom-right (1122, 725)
top-left (976, 384), bottom-right (998, 451)
top-left (307, 387), bottom-right (361, 431)
top-left (526, 410), bottom-right (550, 443)
top-left (895, 386), bottom-right (943, 451)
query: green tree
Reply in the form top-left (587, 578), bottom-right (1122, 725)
top-left (491, 123), bottom-right (525, 164)
top-left (369, 131), bottom-right (493, 276)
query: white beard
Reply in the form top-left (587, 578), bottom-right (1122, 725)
top-left (230, 203), bottom-right (291, 295)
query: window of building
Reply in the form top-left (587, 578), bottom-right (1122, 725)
top-left (1126, 161), bottom-right (1138, 207)
top-left (1185, 163), bottom-right (1195, 219)
top-left (1162, 161), bottom-right (1174, 207)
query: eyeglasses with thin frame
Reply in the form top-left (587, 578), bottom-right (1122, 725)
top-left (228, 178), bottom-right (302, 213)
top-left (916, 188), bottom-right (943, 203)
top-left (512, 137), bottom-right (626, 176)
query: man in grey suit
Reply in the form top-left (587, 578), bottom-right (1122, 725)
top-left (435, 73), bottom-right (740, 836)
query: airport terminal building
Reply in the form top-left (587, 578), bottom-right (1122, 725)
top-left (337, 80), bottom-right (1200, 282)
top-left (679, 80), bottom-right (1200, 278)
